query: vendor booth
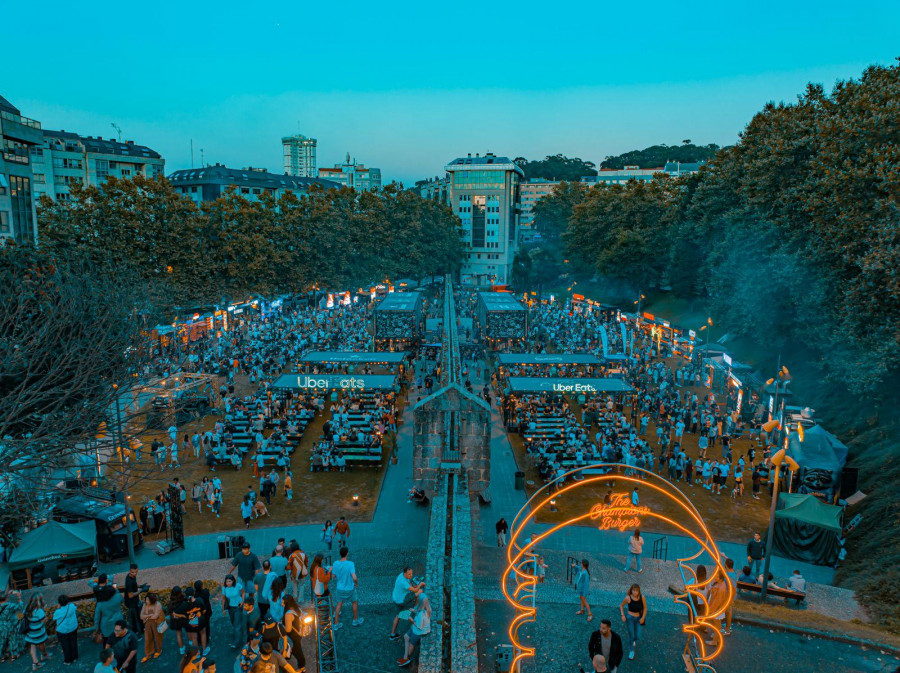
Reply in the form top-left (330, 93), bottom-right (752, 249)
top-left (785, 426), bottom-right (846, 502)
top-left (7, 520), bottom-right (97, 589)
top-left (373, 293), bottom-right (424, 345)
top-left (475, 292), bottom-right (527, 343)
top-left (507, 377), bottom-right (634, 395)
top-left (772, 492), bottom-right (844, 566)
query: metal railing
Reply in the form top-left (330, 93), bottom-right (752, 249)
top-left (652, 536), bottom-right (668, 562)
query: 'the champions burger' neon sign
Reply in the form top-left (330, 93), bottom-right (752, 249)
top-left (589, 493), bottom-right (650, 531)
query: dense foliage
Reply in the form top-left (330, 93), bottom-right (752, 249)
top-left (38, 178), bottom-right (465, 310)
top-left (542, 60), bottom-right (900, 625)
top-left (514, 154), bottom-right (598, 181)
top-left (600, 142), bottom-right (719, 169)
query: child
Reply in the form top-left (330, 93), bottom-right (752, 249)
top-left (284, 471), bottom-right (293, 501)
top-left (536, 556), bottom-right (548, 583)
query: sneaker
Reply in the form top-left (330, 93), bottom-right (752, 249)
top-left (389, 633), bottom-right (402, 641)
top-left (628, 651), bottom-right (635, 660)
top-left (352, 618), bottom-right (365, 626)
top-left (638, 568), bottom-right (643, 573)
top-left (332, 622), bottom-right (343, 631)
top-left (397, 658), bottom-right (411, 667)
top-left (203, 647), bottom-right (211, 656)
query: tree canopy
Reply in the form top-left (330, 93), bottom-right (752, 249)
top-left (514, 154), bottom-right (598, 181)
top-left (600, 142), bottom-right (720, 169)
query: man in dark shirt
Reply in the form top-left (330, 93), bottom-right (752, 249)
top-left (230, 542), bottom-right (262, 585)
top-left (124, 563), bottom-right (142, 635)
top-left (746, 532), bottom-right (766, 579)
top-left (588, 619), bottom-right (623, 673)
top-left (109, 620), bottom-right (138, 673)
top-left (253, 560), bottom-right (273, 619)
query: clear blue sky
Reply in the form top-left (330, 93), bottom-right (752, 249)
top-left (5, 1), bottom-right (899, 184)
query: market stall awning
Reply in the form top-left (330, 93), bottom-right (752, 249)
top-left (8, 521), bottom-right (96, 571)
top-left (497, 353), bottom-right (601, 366)
top-left (507, 377), bottom-right (634, 394)
top-left (300, 351), bottom-right (408, 364)
top-left (272, 373), bottom-right (397, 391)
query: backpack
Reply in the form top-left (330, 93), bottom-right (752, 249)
top-left (290, 551), bottom-right (308, 579)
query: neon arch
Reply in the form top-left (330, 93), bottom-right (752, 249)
top-left (501, 464), bottom-right (733, 673)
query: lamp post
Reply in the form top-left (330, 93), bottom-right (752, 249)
top-left (760, 448), bottom-right (799, 601)
top-left (112, 383), bottom-right (137, 566)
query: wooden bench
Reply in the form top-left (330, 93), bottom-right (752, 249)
top-left (736, 581), bottom-right (805, 605)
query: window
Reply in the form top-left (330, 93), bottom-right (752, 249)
top-left (33, 173), bottom-right (45, 184)
top-left (241, 187), bottom-right (250, 194)
top-left (2, 140), bottom-right (29, 164)
top-left (8, 176), bottom-right (33, 242)
top-left (0, 211), bottom-right (8, 233)
top-left (120, 169), bottom-right (131, 177)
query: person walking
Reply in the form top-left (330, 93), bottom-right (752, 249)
top-left (282, 595), bottom-right (307, 672)
top-left (331, 547), bottom-right (363, 630)
top-left (94, 648), bottom-right (117, 673)
top-left (389, 567), bottom-right (425, 641)
top-left (24, 594), bottom-right (50, 670)
top-left (310, 555), bottom-right (332, 599)
top-left (230, 543), bottom-right (262, 588)
top-left (623, 529), bottom-right (645, 573)
top-left (321, 520), bottom-right (335, 551)
top-left (221, 575), bottom-right (245, 650)
top-left (108, 620), bottom-right (138, 673)
top-left (139, 593), bottom-right (165, 662)
top-left (252, 561), bottom-right (273, 620)
top-left (92, 579), bottom-right (123, 648)
top-left (746, 532), bottom-right (766, 579)
top-left (588, 619), bottom-right (624, 673)
top-left (396, 593), bottom-right (431, 668)
top-left (53, 595), bottom-right (79, 665)
top-left (572, 559), bottom-right (593, 622)
top-left (0, 590), bottom-right (26, 662)
top-left (335, 517), bottom-right (350, 548)
top-left (495, 518), bottom-right (509, 548)
top-left (619, 583), bottom-right (647, 661)
top-left (288, 546), bottom-right (309, 601)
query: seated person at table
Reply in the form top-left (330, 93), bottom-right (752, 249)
top-left (311, 453), bottom-right (324, 472)
top-left (738, 566), bottom-right (757, 584)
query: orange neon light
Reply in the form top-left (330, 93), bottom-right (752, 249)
top-left (501, 465), bottom-right (733, 673)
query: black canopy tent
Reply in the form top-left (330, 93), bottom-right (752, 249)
top-left (496, 353), bottom-right (601, 366)
top-left (372, 293), bottom-right (424, 343)
top-left (6, 520), bottom-right (97, 588)
top-left (506, 377), bottom-right (634, 395)
top-left (300, 351), bottom-right (408, 365)
top-left (272, 373), bottom-right (397, 391)
top-left (476, 292), bottom-right (527, 341)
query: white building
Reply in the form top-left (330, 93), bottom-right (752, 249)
top-left (282, 133), bottom-right (317, 178)
top-left (169, 163), bottom-right (339, 204)
top-left (32, 130), bottom-right (165, 202)
top-left (318, 154), bottom-right (382, 192)
top-left (445, 152), bottom-right (523, 286)
top-left (518, 179), bottom-right (559, 241)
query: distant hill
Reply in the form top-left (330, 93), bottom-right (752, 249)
top-left (514, 154), bottom-right (598, 181)
top-left (601, 143), bottom-right (720, 169)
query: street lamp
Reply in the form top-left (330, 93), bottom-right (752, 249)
top-left (112, 383), bottom-right (137, 566)
top-left (698, 316), bottom-right (713, 360)
top-left (760, 448), bottom-right (799, 601)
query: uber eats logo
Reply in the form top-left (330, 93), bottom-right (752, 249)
top-left (296, 376), bottom-right (365, 389)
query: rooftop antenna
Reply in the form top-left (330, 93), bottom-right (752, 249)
top-left (190, 139), bottom-right (194, 168)
top-left (200, 148), bottom-right (205, 167)
top-left (110, 122), bottom-right (122, 142)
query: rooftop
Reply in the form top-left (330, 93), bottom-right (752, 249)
top-left (0, 94), bottom-right (21, 116)
top-left (373, 292), bottom-right (422, 312)
top-left (446, 153), bottom-right (525, 176)
top-left (44, 129), bottom-right (161, 159)
top-left (478, 291), bottom-right (525, 312)
top-left (169, 164), bottom-right (340, 190)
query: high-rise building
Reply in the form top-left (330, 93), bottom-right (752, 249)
top-left (169, 163), bottom-right (339, 204)
top-left (282, 134), bottom-right (318, 178)
top-left (32, 130), bottom-right (165, 202)
top-left (445, 152), bottom-right (523, 286)
top-left (318, 154), bottom-right (382, 192)
top-left (0, 94), bottom-right (41, 243)
top-left (415, 175), bottom-right (450, 205)
top-left (518, 179), bottom-right (559, 241)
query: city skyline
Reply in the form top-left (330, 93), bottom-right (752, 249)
top-left (5, 1), bottom-right (900, 184)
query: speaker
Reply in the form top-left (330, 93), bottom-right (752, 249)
top-left (839, 467), bottom-right (859, 499)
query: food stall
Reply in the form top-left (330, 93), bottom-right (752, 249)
top-left (7, 520), bottom-right (98, 589)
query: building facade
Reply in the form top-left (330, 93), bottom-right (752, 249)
top-left (317, 154), bottom-right (382, 192)
top-left (0, 95), bottom-right (41, 243)
top-left (518, 179), bottom-right (559, 242)
top-left (282, 133), bottom-right (317, 178)
top-left (32, 130), bottom-right (165, 202)
top-left (445, 153), bottom-right (523, 286)
top-left (169, 163), bottom-right (339, 204)
top-left (581, 161), bottom-right (705, 186)
top-left (416, 175), bottom-right (450, 205)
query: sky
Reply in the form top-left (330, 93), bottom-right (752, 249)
top-left (5, 1), bottom-right (900, 185)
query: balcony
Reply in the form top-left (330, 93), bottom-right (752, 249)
top-left (0, 110), bottom-right (42, 146)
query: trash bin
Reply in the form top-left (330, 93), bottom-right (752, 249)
top-left (514, 471), bottom-right (525, 491)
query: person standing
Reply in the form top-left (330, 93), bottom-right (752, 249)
top-left (495, 518), bottom-right (509, 548)
top-left (572, 559), bottom-right (593, 622)
top-left (53, 595), bottom-right (79, 665)
top-left (139, 593), bottom-right (165, 662)
top-left (746, 533), bottom-right (766, 580)
top-left (588, 619), bottom-right (623, 673)
top-left (269, 546), bottom-right (289, 587)
top-left (24, 594), bottom-right (50, 670)
top-left (335, 517), bottom-right (351, 548)
top-left (288, 546), bottom-right (309, 601)
top-left (230, 543), bottom-right (262, 589)
top-left (220, 576), bottom-right (245, 650)
top-left (396, 593), bottom-right (431, 668)
top-left (108, 621), bottom-right (138, 673)
top-left (331, 547), bottom-right (363, 630)
top-left (619, 583), bottom-right (647, 661)
top-left (0, 590), bottom-right (26, 662)
top-left (624, 529), bottom-right (645, 573)
top-left (124, 564), bottom-right (143, 635)
top-left (92, 579), bottom-right (123, 648)
top-left (94, 648), bottom-right (118, 673)
top-left (389, 567), bottom-right (425, 641)
top-left (252, 561), bottom-right (273, 620)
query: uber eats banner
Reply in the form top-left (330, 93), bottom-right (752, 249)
top-left (272, 374), bottom-right (396, 391)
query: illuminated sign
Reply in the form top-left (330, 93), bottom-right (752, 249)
top-left (723, 353), bottom-right (733, 366)
top-left (271, 374), bottom-right (396, 391)
top-left (589, 493), bottom-right (650, 531)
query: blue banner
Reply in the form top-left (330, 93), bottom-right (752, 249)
top-left (599, 326), bottom-right (609, 358)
